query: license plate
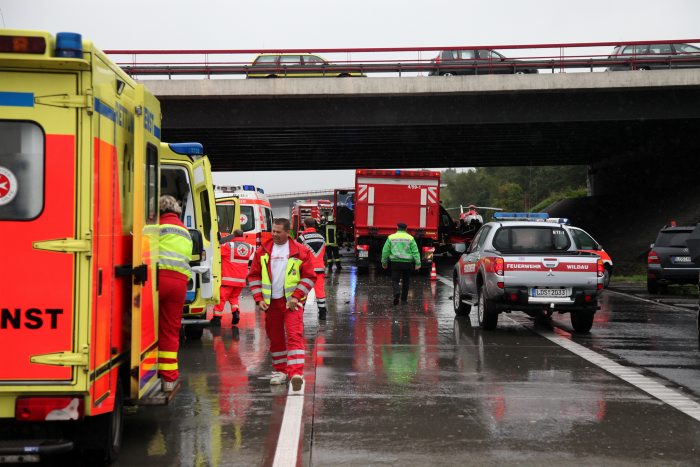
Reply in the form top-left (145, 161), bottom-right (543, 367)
top-left (358, 250), bottom-right (368, 258)
top-left (530, 288), bottom-right (570, 297)
top-left (673, 256), bottom-right (691, 264)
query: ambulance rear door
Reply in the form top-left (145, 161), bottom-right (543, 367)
top-left (0, 70), bottom-right (85, 385)
top-left (129, 84), bottom-right (161, 399)
top-left (190, 156), bottom-right (219, 301)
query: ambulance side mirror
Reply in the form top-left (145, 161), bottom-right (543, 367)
top-left (189, 229), bottom-right (203, 262)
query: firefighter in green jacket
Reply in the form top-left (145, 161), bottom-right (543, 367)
top-left (381, 222), bottom-right (421, 305)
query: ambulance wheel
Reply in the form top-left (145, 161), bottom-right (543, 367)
top-left (84, 380), bottom-right (124, 463)
top-left (185, 325), bottom-right (204, 341)
top-left (571, 310), bottom-right (594, 334)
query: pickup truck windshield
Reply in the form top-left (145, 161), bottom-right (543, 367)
top-left (492, 226), bottom-right (570, 253)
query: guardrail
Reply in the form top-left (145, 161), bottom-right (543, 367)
top-left (105, 39), bottom-right (700, 78)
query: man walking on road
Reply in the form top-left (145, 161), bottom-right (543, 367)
top-left (297, 217), bottom-right (328, 321)
top-left (381, 222), bottom-right (421, 306)
top-left (248, 218), bottom-right (316, 392)
top-left (211, 229), bottom-right (251, 327)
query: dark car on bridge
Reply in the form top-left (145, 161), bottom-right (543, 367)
top-left (647, 225), bottom-right (700, 294)
top-left (428, 49), bottom-right (539, 76)
top-left (606, 43), bottom-right (700, 71)
top-left (247, 53), bottom-right (364, 78)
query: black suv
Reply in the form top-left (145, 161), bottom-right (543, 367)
top-left (647, 225), bottom-right (699, 294)
top-left (429, 49), bottom-right (539, 76)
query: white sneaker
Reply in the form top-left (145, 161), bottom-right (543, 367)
top-left (270, 371), bottom-right (287, 385)
top-left (162, 380), bottom-right (178, 392)
top-left (290, 374), bottom-right (304, 392)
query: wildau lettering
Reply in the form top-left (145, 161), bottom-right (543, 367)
top-left (1, 308), bottom-right (63, 330)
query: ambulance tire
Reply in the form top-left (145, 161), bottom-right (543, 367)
top-left (83, 380), bottom-right (124, 464)
top-left (185, 324), bottom-right (204, 341)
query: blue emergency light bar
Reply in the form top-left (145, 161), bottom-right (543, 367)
top-left (55, 32), bottom-right (82, 58)
top-left (493, 212), bottom-right (549, 221)
top-left (169, 142), bottom-right (204, 156)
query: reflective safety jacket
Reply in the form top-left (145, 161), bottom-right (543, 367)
top-left (298, 227), bottom-right (326, 274)
top-left (222, 236), bottom-right (253, 287)
top-left (381, 230), bottom-right (420, 266)
top-left (158, 212), bottom-right (193, 279)
top-left (248, 239), bottom-right (317, 305)
top-left (324, 223), bottom-right (337, 247)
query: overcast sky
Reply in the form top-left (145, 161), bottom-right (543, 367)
top-left (2, 0), bottom-right (699, 193)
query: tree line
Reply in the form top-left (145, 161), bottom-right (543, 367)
top-left (441, 166), bottom-right (588, 216)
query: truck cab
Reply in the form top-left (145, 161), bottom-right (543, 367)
top-left (160, 142), bottom-right (220, 340)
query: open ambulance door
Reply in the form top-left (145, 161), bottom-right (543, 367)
top-left (215, 196), bottom-right (241, 236)
top-left (189, 156), bottom-right (220, 302)
top-left (129, 85), bottom-right (161, 400)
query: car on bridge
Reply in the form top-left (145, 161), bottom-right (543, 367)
top-left (606, 43), bottom-right (700, 71)
top-left (247, 53), bottom-right (365, 78)
top-left (647, 224), bottom-right (700, 293)
top-left (428, 49), bottom-right (539, 76)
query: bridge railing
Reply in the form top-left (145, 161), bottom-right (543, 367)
top-left (104, 39), bottom-right (700, 79)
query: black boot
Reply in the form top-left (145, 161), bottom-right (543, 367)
top-left (209, 316), bottom-right (221, 327)
top-left (318, 307), bottom-right (327, 321)
top-left (232, 310), bottom-right (240, 326)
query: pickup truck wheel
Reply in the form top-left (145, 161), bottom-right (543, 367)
top-left (570, 310), bottom-right (594, 333)
top-left (453, 280), bottom-right (471, 316)
top-left (603, 267), bottom-right (612, 288)
top-left (477, 287), bottom-right (498, 330)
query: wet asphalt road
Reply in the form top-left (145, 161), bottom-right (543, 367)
top-left (109, 258), bottom-right (700, 466)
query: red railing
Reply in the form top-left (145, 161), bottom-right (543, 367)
top-left (104, 39), bottom-right (700, 78)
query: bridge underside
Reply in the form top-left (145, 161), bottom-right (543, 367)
top-left (155, 77), bottom-right (700, 171)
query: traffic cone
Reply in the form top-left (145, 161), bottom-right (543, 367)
top-left (430, 262), bottom-right (437, 281)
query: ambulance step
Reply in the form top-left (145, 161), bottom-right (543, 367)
top-left (137, 381), bottom-right (182, 406)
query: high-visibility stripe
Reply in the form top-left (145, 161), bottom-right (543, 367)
top-left (231, 258), bottom-right (249, 264)
top-left (271, 351), bottom-right (288, 357)
top-left (296, 284), bottom-right (310, 295)
top-left (420, 188), bottom-right (427, 205)
top-left (300, 278), bottom-right (314, 288)
top-left (368, 206), bottom-right (374, 226)
top-left (272, 358), bottom-right (287, 365)
top-left (250, 287), bottom-right (262, 295)
top-left (159, 258), bottom-right (191, 271)
top-left (158, 351), bottom-right (178, 359)
top-left (314, 267), bottom-right (325, 273)
top-left (158, 362), bottom-right (178, 370)
top-left (420, 207), bottom-right (426, 228)
top-left (249, 280), bottom-right (262, 287)
top-left (287, 358), bottom-right (304, 366)
top-left (288, 349), bottom-right (305, 356)
top-left (159, 226), bottom-right (191, 240)
top-left (223, 277), bottom-right (246, 283)
top-left (317, 298), bottom-right (326, 306)
top-left (368, 186), bottom-right (375, 203)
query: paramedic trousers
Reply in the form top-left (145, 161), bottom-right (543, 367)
top-left (158, 269), bottom-right (188, 382)
top-left (314, 273), bottom-right (326, 310)
top-left (265, 298), bottom-right (305, 377)
top-left (214, 285), bottom-right (244, 316)
top-left (390, 261), bottom-right (413, 301)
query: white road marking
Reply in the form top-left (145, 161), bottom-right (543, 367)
top-left (437, 272), bottom-right (700, 423)
top-left (272, 382), bottom-right (305, 467)
top-left (605, 288), bottom-right (693, 312)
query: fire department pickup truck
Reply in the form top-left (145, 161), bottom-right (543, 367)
top-left (452, 213), bottom-right (604, 333)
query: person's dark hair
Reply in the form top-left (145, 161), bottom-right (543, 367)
top-left (233, 229), bottom-right (244, 237)
top-left (273, 218), bottom-right (291, 231)
top-left (303, 217), bottom-right (316, 228)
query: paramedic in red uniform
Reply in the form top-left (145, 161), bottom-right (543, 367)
top-left (248, 218), bottom-right (316, 392)
top-left (297, 217), bottom-right (328, 321)
top-left (211, 228), bottom-right (251, 327)
top-left (157, 195), bottom-right (193, 392)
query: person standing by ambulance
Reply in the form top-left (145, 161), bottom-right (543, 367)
top-left (211, 229), bottom-right (251, 327)
top-left (298, 217), bottom-right (328, 321)
top-left (248, 218), bottom-right (316, 392)
top-left (381, 222), bottom-right (421, 306)
top-left (324, 215), bottom-right (342, 272)
top-left (157, 195), bottom-right (193, 392)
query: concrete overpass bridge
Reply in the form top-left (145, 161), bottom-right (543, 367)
top-left (143, 69), bottom-right (700, 272)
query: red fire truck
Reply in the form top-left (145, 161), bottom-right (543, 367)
top-left (290, 199), bottom-right (333, 237)
top-left (354, 169), bottom-right (440, 271)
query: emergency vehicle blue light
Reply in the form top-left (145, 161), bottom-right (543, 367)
top-left (243, 185), bottom-right (255, 191)
top-left (493, 212), bottom-right (549, 220)
top-left (55, 32), bottom-right (83, 58)
top-left (257, 188), bottom-right (265, 194)
top-left (395, 169), bottom-right (401, 175)
top-left (168, 142), bottom-right (204, 156)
